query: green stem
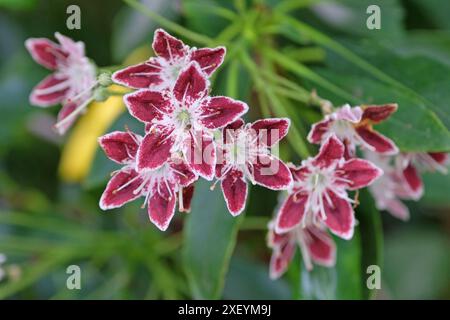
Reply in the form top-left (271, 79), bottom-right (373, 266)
top-left (123, 0), bottom-right (213, 46)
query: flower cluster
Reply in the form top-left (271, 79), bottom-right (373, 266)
top-left (26, 30), bottom-right (448, 281)
top-left (268, 103), bottom-right (448, 277)
top-left (98, 29), bottom-right (293, 230)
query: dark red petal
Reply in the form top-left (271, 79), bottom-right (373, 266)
top-left (186, 131), bottom-right (216, 180)
top-left (250, 118), bottom-right (290, 147)
top-left (275, 193), bottom-right (308, 233)
top-left (55, 102), bottom-right (77, 135)
top-left (30, 74), bottom-right (69, 107)
top-left (289, 164), bottom-right (310, 183)
top-left (225, 118), bottom-right (245, 131)
top-left (312, 135), bottom-right (345, 168)
top-left (267, 224), bottom-right (290, 248)
top-left (307, 119), bottom-right (332, 144)
top-left (152, 29), bottom-right (188, 61)
top-left (180, 184), bottom-right (195, 213)
top-left (362, 104), bottom-right (398, 123)
top-left (305, 227), bottom-right (336, 267)
top-left (251, 155), bottom-right (293, 190)
top-left (25, 38), bottom-right (66, 70)
top-left (190, 47), bottom-right (226, 76)
top-left (124, 89), bottom-right (171, 123)
top-left (98, 131), bottom-right (140, 164)
top-left (199, 96), bottom-right (248, 129)
top-left (222, 119), bottom-right (245, 144)
top-left (322, 190), bottom-right (355, 240)
top-left (221, 169), bottom-right (248, 216)
top-left (337, 158), bottom-right (383, 190)
top-left (99, 169), bottom-right (142, 210)
top-left (269, 239), bottom-right (296, 279)
top-left (170, 160), bottom-right (198, 186)
top-left (112, 61), bottom-right (163, 89)
top-left (173, 62), bottom-right (208, 105)
top-left (136, 131), bottom-right (173, 171)
top-left (402, 164), bottom-right (423, 199)
top-left (428, 152), bottom-right (448, 165)
top-left (148, 185), bottom-right (177, 231)
top-left (356, 127), bottom-right (398, 155)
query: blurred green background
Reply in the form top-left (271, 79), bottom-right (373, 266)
top-left (0, 0), bottom-right (449, 299)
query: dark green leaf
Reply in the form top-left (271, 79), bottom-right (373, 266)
top-left (183, 180), bottom-right (243, 299)
top-left (223, 255), bottom-right (291, 299)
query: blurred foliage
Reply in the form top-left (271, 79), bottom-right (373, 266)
top-left (0, 0), bottom-right (449, 300)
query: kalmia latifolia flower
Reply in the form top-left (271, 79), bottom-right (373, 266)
top-left (113, 29), bottom-right (225, 90)
top-left (308, 104), bottom-right (399, 157)
top-left (25, 32), bottom-right (97, 134)
top-left (124, 61), bottom-right (248, 180)
top-left (365, 151), bottom-right (448, 220)
top-left (267, 220), bottom-right (336, 279)
top-left (214, 118), bottom-right (293, 216)
top-left (98, 130), bottom-right (197, 231)
top-left (275, 135), bottom-right (383, 239)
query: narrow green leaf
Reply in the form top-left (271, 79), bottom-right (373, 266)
top-left (357, 190), bottom-right (384, 299)
top-left (183, 180), bottom-right (244, 299)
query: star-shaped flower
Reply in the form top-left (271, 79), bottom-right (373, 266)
top-left (25, 32), bottom-right (97, 134)
top-left (365, 151), bottom-right (448, 221)
top-left (308, 104), bottom-right (399, 158)
top-left (112, 28), bottom-right (225, 90)
top-left (275, 135), bottom-right (383, 239)
top-left (124, 61), bottom-right (248, 180)
top-left (215, 118), bottom-right (293, 216)
top-left (98, 130), bottom-right (197, 231)
top-left (267, 220), bottom-right (336, 279)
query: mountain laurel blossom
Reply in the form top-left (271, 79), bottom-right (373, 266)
top-left (308, 104), bottom-right (398, 158)
top-left (112, 29), bottom-right (225, 91)
top-left (365, 151), bottom-right (448, 220)
top-left (25, 32), bottom-right (97, 134)
top-left (98, 130), bottom-right (197, 231)
top-left (267, 220), bottom-right (336, 279)
top-left (214, 118), bottom-right (293, 216)
top-left (275, 135), bottom-right (383, 240)
top-left (124, 61), bottom-right (248, 180)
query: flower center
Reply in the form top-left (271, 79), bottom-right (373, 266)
top-left (176, 109), bottom-right (191, 125)
top-left (307, 170), bottom-right (329, 192)
top-left (330, 119), bottom-right (355, 141)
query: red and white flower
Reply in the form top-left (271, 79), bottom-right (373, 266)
top-left (215, 118), bottom-right (293, 216)
top-left (98, 130), bottom-right (197, 231)
top-left (268, 220), bottom-right (336, 279)
top-left (113, 29), bottom-right (225, 90)
top-left (365, 151), bottom-right (448, 220)
top-left (124, 61), bottom-right (248, 180)
top-left (275, 135), bottom-right (383, 239)
top-left (308, 104), bottom-right (399, 157)
top-left (25, 32), bottom-right (97, 134)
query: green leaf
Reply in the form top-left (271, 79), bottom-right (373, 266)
top-left (112, 0), bottom-right (176, 61)
top-left (183, 180), bottom-right (243, 299)
top-left (420, 164), bottom-right (450, 207)
top-left (383, 227), bottom-right (450, 299)
top-left (356, 190), bottom-right (383, 299)
top-left (309, 0), bottom-right (405, 40)
top-left (183, 0), bottom-right (234, 38)
top-left (307, 42), bottom-right (450, 152)
top-left (223, 255), bottom-right (291, 299)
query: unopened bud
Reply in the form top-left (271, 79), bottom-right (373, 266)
top-left (98, 71), bottom-right (113, 87)
top-left (93, 87), bottom-right (109, 101)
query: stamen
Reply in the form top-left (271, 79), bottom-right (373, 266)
top-left (54, 97), bottom-right (94, 130)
